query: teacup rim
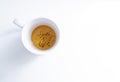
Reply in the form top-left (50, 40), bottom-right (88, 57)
top-left (21, 18), bottom-right (60, 55)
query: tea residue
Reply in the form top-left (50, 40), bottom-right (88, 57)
top-left (31, 25), bottom-right (56, 50)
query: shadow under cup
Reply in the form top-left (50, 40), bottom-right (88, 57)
top-left (21, 18), bottom-right (60, 55)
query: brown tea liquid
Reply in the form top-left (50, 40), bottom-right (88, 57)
top-left (31, 25), bottom-right (56, 50)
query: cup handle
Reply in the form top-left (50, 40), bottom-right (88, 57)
top-left (13, 19), bottom-right (25, 28)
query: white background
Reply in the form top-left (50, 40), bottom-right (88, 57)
top-left (0, 0), bottom-right (120, 82)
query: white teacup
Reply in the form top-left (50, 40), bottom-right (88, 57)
top-left (13, 18), bottom-right (60, 55)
